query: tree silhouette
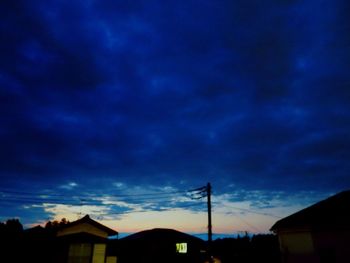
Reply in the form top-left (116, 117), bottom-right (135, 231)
top-left (6, 218), bottom-right (23, 234)
top-left (0, 218), bottom-right (23, 237)
top-left (45, 218), bottom-right (69, 230)
top-left (0, 218), bottom-right (24, 263)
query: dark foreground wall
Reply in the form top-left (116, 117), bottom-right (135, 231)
top-left (212, 234), bottom-right (281, 263)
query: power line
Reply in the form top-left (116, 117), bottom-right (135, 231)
top-left (0, 193), bottom-right (192, 206)
top-left (99, 201), bottom-right (206, 216)
top-left (0, 186), bottom-right (205, 207)
top-left (0, 188), bottom-right (188, 198)
top-left (0, 184), bottom-right (281, 221)
top-left (216, 205), bottom-right (282, 219)
top-left (234, 214), bottom-right (262, 233)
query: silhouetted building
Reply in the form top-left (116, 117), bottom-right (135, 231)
top-left (23, 225), bottom-right (55, 263)
top-left (24, 215), bottom-right (118, 263)
top-left (55, 215), bottom-right (118, 263)
top-left (211, 234), bottom-right (280, 263)
top-left (116, 228), bottom-right (206, 263)
top-left (270, 190), bottom-right (350, 263)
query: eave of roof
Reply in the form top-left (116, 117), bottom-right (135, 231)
top-left (270, 190), bottom-right (350, 232)
top-left (62, 215), bottom-right (118, 236)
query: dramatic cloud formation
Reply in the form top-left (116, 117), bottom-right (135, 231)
top-left (0, 0), bottom-right (349, 234)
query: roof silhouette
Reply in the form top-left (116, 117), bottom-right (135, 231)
top-left (24, 225), bottom-right (45, 233)
top-left (270, 190), bottom-right (350, 232)
top-left (122, 228), bottom-right (204, 243)
top-left (61, 215), bottom-right (118, 236)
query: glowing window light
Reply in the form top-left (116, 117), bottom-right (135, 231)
top-left (176, 243), bottom-right (187, 253)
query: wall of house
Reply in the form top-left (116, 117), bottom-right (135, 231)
top-left (279, 232), bottom-right (314, 254)
top-left (279, 229), bottom-right (350, 263)
top-left (92, 244), bottom-right (106, 263)
top-left (57, 223), bottom-right (109, 238)
top-left (312, 229), bottom-right (350, 263)
top-left (278, 231), bottom-right (319, 263)
top-left (67, 243), bottom-right (107, 263)
top-left (106, 256), bottom-right (117, 263)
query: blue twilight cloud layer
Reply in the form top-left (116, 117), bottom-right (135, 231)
top-left (0, 0), bottom-right (350, 225)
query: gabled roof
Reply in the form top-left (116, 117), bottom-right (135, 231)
top-left (59, 215), bottom-right (118, 236)
top-left (270, 190), bottom-right (350, 232)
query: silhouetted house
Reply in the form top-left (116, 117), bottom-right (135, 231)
top-left (23, 225), bottom-right (55, 263)
top-left (55, 215), bottom-right (118, 263)
top-left (23, 215), bottom-right (118, 263)
top-left (270, 190), bottom-right (350, 263)
top-left (116, 228), bottom-right (206, 263)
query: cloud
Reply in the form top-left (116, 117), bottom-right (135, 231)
top-left (0, 0), bottom-right (349, 231)
top-left (59, 182), bottom-right (78, 190)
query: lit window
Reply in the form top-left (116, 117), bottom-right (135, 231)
top-left (176, 243), bottom-right (187, 253)
top-left (68, 243), bottom-right (92, 263)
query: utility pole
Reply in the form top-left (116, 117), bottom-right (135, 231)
top-left (207, 182), bottom-right (212, 243)
top-left (207, 182), bottom-right (213, 263)
top-left (189, 183), bottom-right (213, 262)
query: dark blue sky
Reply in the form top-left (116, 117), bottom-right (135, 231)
top-left (0, 0), bottom-right (349, 233)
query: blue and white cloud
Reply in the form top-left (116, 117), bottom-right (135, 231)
top-left (0, 0), bottom-right (349, 233)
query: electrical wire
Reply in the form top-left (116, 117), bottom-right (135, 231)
top-left (234, 214), bottom-right (262, 233)
top-left (215, 204), bottom-right (282, 219)
top-left (0, 186), bottom-right (207, 208)
top-left (0, 187), bottom-right (188, 198)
